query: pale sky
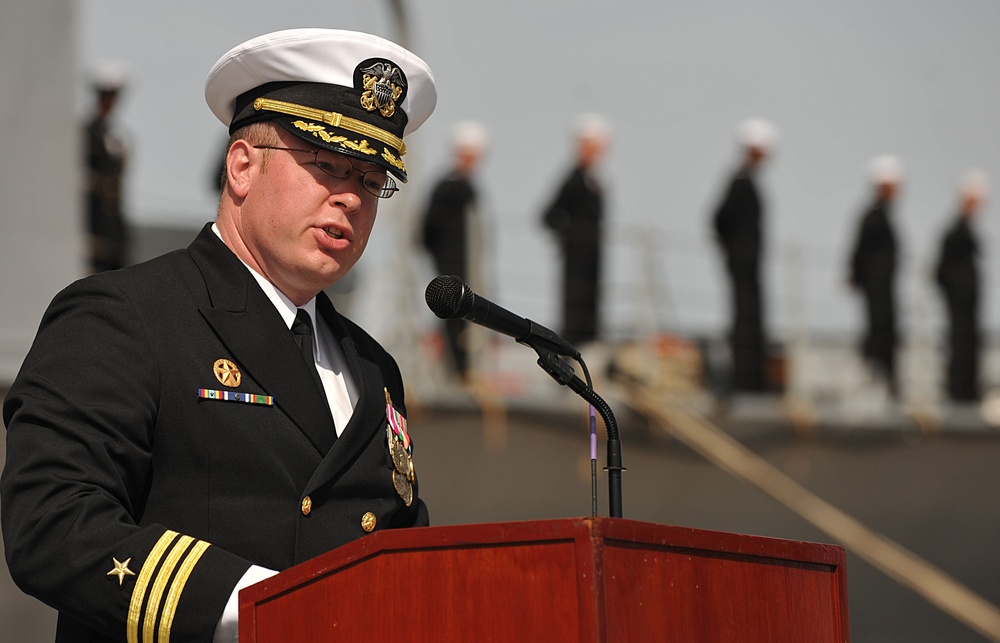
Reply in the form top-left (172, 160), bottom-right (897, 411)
top-left (79, 0), bottom-right (1000, 341)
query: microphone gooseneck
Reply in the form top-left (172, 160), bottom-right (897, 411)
top-left (423, 275), bottom-right (623, 518)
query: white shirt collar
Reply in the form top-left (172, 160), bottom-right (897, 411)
top-left (210, 223), bottom-right (357, 432)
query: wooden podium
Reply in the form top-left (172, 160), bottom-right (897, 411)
top-left (239, 518), bottom-right (849, 642)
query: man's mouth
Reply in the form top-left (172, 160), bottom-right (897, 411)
top-left (323, 227), bottom-right (344, 240)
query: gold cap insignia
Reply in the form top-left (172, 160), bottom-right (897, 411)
top-left (213, 359), bottom-right (241, 387)
top-left (359, 61), bottom-right (405, 118)
top-left (107, 557), bottom-right (136, 587)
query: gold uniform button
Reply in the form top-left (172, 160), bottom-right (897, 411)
top-left (361, 512), bottom-right (376, 533)
top-left (301, 496), bottom-right (312, 516)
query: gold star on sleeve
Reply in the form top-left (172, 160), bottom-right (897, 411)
top-left (107, 557), bottom-right (136, 587)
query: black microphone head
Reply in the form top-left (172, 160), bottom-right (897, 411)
top-left (425, 275), bottom-right (473, 319)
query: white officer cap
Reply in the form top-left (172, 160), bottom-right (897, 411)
top-left (205, 28), bottom-right (437, 182)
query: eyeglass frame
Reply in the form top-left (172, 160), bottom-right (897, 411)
top-left (252, 145), bottom-right (399, 199)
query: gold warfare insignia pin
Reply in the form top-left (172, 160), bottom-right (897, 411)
top-left (107, 557), bottom-right (136, 587)
top-left (213, 359), bottom-right (241, 388)
top-left (359, 61), bottom-right (405, 118)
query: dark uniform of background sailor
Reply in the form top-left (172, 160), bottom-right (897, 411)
top-left (421, 121), bottom-right (489, 379)
top-left (848, 155), bottom-right (903, 397)
top-left (935, 170), bottom-right (988, 402)
top-left (712, 119), bottom-right (775, 393)
top-left (542, 114), bottom-right (610, 347)
top-left (84, 62), bottom-right (130, 272)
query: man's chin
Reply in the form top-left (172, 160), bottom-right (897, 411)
top-left (316, 265), bottom-right (355, 291)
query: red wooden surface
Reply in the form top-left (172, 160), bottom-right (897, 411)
top-left (596, 519), bottom-right (849, 642)
top-left (240, 518), bottom-right (849, 642)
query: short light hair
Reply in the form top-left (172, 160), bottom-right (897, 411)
top-left (218, 122), bottom-right (282, 190)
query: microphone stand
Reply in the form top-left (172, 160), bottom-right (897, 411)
top-left (533, 348), bottom-right (624, 518)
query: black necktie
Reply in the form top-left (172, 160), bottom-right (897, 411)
top-left (291, 309), bottom-right (335, 431)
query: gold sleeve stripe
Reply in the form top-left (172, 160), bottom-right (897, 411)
top-left (253, 97), bottom-right (407, 156)
top-left (143, 535), bottom-right (195, 643)
top-left (127, 530), bottom-right (180, 643)
top-left (157, 539), bottom-right (211, 643)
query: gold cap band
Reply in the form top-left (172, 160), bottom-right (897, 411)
top-left (253, 97), bottom-right (407, 156)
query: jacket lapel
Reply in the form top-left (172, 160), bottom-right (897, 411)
top-left (188, 225), bottom-right (336, 455)
top-left (304, 294), bottom-right (387, 493)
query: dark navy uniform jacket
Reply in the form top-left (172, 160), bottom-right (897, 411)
top-left (542, 165), bottom-right (603, 346)
top-left (2, 223), bottom-right (426, 642)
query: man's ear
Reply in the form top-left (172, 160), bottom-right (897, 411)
top-left (226, 140), bottom-right (254, 199)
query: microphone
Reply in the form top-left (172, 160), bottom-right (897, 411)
top-left (425, 275), bottom-right (580, 359)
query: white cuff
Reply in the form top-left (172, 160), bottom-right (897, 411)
top-left (213, 565), bottom-right (279, 643)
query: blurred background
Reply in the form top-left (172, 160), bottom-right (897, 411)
top-left (3, 1), bottom-right (1000, 641)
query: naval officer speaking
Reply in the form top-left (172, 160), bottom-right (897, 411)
top-left (2, 28), bottom-right (436, 642)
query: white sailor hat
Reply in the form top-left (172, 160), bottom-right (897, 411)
top-left (575, 113), bottom-right (611, 143)
top-left (93, 60), bottom-right (130, 93)
top-left (868, 155), bottom-right (903, 185)
top-left (205, 28), bottom-right (437, 182)
top-left (738, 118), bottom-right (776, 151)
top-left (451, 120), bottom-right (489, 152)
top-left (959, 169), bottom-right (989, 200)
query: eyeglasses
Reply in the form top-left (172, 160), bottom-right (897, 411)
top-left (253, 145), bottom-right (399, 199)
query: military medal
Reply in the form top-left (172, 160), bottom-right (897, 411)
top-left (392, 470), bottom-right (413, 506)
top-left (385, 424), bottom-right (413, 506)
top-left (200, 359), bottom-right (273, 405)
top-left (213, 359), bottom-right (242, 387)
top-left (389, 435), bottom-right (410, 474)
top-left (385, 389), bottom-right (411, 451)
top-left (385, 388), bottom-right (415, 505)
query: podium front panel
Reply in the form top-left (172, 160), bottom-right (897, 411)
top-left (248, 538), bottom-right (589, 641)
top-left (240, 518), bottom-right (849, 642)
top-left (602, 540), bottom-right (845, 641)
